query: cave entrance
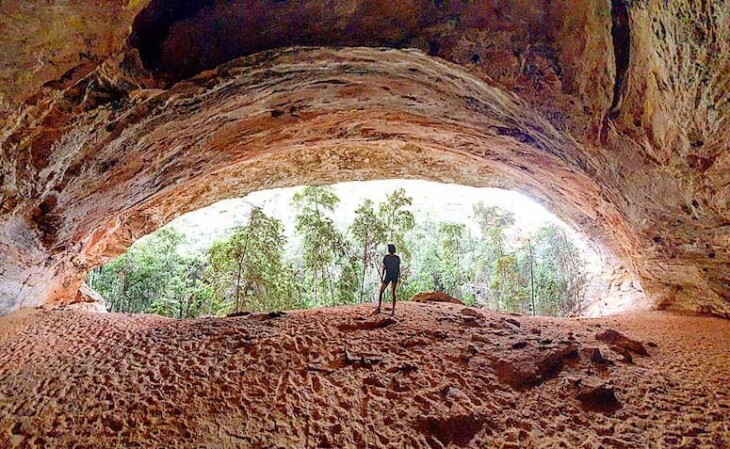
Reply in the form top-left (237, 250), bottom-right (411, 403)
top-left (84, 180), bottom-right (628, 319)
top-left (5, 46), bottom-right (650, 318)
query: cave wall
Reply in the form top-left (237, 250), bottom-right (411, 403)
top-left (0, 0), bottom-right (728, 317)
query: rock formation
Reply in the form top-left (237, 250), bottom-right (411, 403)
top-left (0, 0), bottom-right (728, 316)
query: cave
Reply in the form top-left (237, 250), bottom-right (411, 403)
top-left (1, 0), bottom-right (728, 318)
top-left (0, 0), bottom-right (729, 447)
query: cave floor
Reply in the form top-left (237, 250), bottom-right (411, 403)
top-left (0, 302), bottom-right (728, 448)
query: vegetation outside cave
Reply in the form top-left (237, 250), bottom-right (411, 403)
top-left (86, 181), bottom-right (597, 318)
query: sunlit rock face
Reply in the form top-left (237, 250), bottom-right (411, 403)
top-left (0, 0), bottom-right (728, 317)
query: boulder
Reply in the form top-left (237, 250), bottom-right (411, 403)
top-left (581, 347), bottom-right (610, 364)
top-left (410, 292), bottom-right (464, 305)
top-left (64, 283), bottom-right (106, 313)
top-left (459, 308), bottom-right (481, 317)
top-left (608, 345), bottom-right (634, 364)
top-left (576, 384), bottom-right (621, 411)
top-left (494, 342), bottom-right (578, 388)
top-left (596, 329), bottom-right (649, 356)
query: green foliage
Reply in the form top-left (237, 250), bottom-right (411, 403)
top-left (473, 202), bottom-right (515, 259)
top-left (528, 224), bottom-right (586, 316)
top-left (438, 222), bottom-right (467, 295)
top-left (335, 254), bottom-right (361, 306)
top-left (88, 187), bottom-right (588, 319)
top-left (349, 199), bottom-right (387, 302)
top-left (490, 254), bottom-right (526, 312)
top-left (88, 228), bottom-right (209, 317)
top-left (402, 217), bottom-right (479, 302)
top-left (292, 186), bottom-right (349, 307)
top-left (379, 188), bottom-right (415, 249)
top-left (205, 206), bottom-right (298, 313)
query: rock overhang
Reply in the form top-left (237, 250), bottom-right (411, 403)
top-left (0, 0), bottom-right (728, 317)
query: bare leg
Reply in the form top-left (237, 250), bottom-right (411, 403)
top-left (376, 282), bottom-right (387, 313)
top-left (391, 282), bottom-right (397, 316)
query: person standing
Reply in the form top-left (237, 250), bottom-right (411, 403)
top-left (376, 244), bottom-right (400, 315)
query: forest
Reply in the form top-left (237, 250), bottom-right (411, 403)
top-left (87, 186), bottom-right (589, 318)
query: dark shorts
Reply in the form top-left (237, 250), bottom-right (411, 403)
top-left (383, 273), bottom-right (399, 284)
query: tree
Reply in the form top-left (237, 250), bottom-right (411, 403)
top-left (470, 203), bottom-right (516, 307)
top-left (490, 254), bottom-right (527, 313)
top-left (527, 224), bottom-right (587, 316)
top-left (292, 186), bottom-right (347, 307)
top-left (206, 206), bottom-right (294, 313)
top-left (438, 222), bottom-right (467, 297)
top-left (401, 216), bottom-right (440, 298)
top-left (89, 185), bottom-right (591, 319)
top-left (88, 228), bottom-right (209, 316)
top-left (379, 188), bottom-right (416, 246)
top-left (472, 202), bottom-right (515, 259)
top-left (349, 199), bottom-right (387, 302)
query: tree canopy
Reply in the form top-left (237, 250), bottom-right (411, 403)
top-left (89, 187), bottom-right (590, 318)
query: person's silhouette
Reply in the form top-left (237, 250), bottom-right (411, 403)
top-left (376, 244), bottom-right (400, 315)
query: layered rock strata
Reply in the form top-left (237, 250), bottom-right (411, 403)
top-left (0, 0), bottom-right (728, 316)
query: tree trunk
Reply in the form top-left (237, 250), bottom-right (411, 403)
top-left (528, 238), bottom-right (536, 316)
top-left (234, 257), bottom-right (244, 312)
top-left (234, 212), bottom-right (257, 312)
top-left (359, 234), bottom-right (369, 303)
top-left (312, 270), bottom-right (318, 308)
top-left (324, 265), bottom-right (334, 306)
top-left (185, 294), bottom-right (194, 318)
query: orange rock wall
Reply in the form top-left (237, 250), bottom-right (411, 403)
top-left (0, 0), bottom-right (728, 317)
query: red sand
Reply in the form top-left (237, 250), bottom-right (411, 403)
top-left (0, 302), bottom-right (728, 448)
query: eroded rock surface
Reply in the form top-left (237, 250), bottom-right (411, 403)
top-left (0, 302), bottom-right (728, 447)
top-left (0, 0), bottom-right (729, 316)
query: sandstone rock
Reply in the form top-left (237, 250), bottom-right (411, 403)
top-left (0, 0), bottom-right (729, 319)
top-left (410, 292), bottom-right (464, 305)
top-left (495, 342), bottom-right (578, 388)
top-left (338, 317), bottom-right (397, 332)
top-left (537, 343), bottom-right (579, 375)
top-left (608, 345), bottom-right (634, 364)
top-left (504, 318), bottom-right (521, 327)
top-left (596, 330), bottom-right (649, 356)
top-left (460, 308), bottom-right (481, 317)
top-left (576, 384), bottom-right (621, 411)
top-left (414, 414), bottom-right (483, 448)
top-left (460, 316), bottom-right (483, 328)
top-left (502, 318), bottom-right (522, 332)
top-left (344, 348), bottom-right (382, 368)
top-left (620, 278), bottom-right (633, 292)
top-left (581, 347), bottom-right (610, 365)
top-left (63, 282), bottom-right (107, 313)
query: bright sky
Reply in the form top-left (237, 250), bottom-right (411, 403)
top-left (165, 180), bottom-right (601, 271)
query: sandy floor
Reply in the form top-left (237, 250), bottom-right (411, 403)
top-left (0, 302), bottom-right (728, 448)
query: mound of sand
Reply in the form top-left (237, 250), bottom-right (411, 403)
top-left (0, 302), bottom-right (728, 448)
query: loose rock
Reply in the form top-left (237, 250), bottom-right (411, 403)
top-left (410, 292), bottom-right (464, 305)
top-left (581, 347), bottom-right (610, 364)
top-left (596, 329), bottom-right (648, 356)
top-left (576, 384), bottom-right (621, 411)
